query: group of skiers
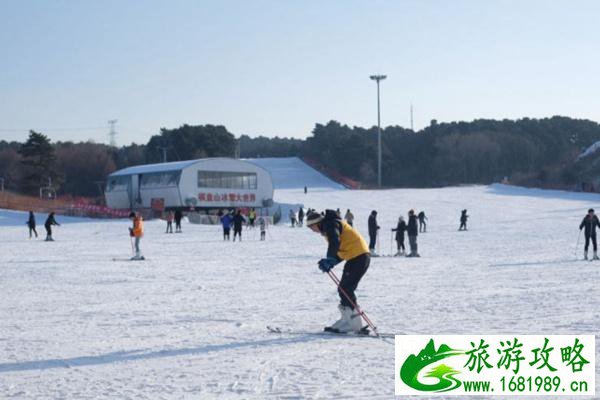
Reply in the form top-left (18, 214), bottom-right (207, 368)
top-left (26, 210), bottom-right (60, 241)
top-left (289, 207), bottom-right (305, 227)
top-left (219, 208), bottom-right (267, 241)
top-left (367, 209), bottom-right (422, 257)
top-left (164, 210), bottom-right (184, 233)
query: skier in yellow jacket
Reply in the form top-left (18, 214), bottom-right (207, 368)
top-left (306, 209), bottom-right (370, 333)
top-left (129, 212), bottom-right (144, 260)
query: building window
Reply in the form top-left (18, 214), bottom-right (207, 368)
top-left (198, 171), bottom-right (257, 189)
top-left (140, 171), bottom-right (181, 188)
top-left (106, 176), bottom-right (129, 192)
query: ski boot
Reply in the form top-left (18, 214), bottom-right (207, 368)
top-left (324, 305), bottom-right (364, 333)
top-left (584, 251), bottom-right (588, 260)
top-left (594, 251), bottom-right (599, 260)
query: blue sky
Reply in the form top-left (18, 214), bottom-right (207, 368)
top-left (1, 0), bottom-right (598, 144)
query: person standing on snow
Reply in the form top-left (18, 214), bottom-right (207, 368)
top-left (289, 209), bottom-right (297, 227)
top-left (368, 210), bottom-right (380, 255)
top-left (248, 208), bottom-right (256, 227)
top-left (418, 211), bottom-right (427, 233)
top-left (406, 209), bottom-right (420, 257)
top-left (344, 209), bottom-right (354, 227)
top-left (297, 207), bottom-right (304, 227)
top-left (259, 217), bottom-right (267, 241)
top-left (165, 210), bottom-right (174, 233)
top-left (232, 209), bottom-right (245, 241)
top-left (174, 209), bottom-right (183, 233)
top-left (306, 210), bottom-right (370, 333)
top-left (27, 210), bottom-right (38, 238)
top-left (392, 216), bottom-right (407, 256)
top-left (220, 211), bottom-right (233, 240)
top-left (579, 208), bottom-right (600, 260)
top-left (44, 212), bottom-right (60, 241)
top-left (459, 209), bottom-right (469, 231)
top-left (128, 212), bottom-right (144, 260)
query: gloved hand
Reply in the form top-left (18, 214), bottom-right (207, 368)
top-left (318, 257), bottom-right (338, 273)
top-left (129, 227), bottom-right (134, 237)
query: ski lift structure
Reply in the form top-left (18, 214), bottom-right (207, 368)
top-left (39, 177), bottom-right (57, 200)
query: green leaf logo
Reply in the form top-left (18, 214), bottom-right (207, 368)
top-left (400, 339), bottom-right (464, 392)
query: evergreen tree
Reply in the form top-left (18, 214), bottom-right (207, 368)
top-left (18, 131), bottom-right (58, 194)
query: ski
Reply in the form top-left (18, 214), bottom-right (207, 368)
top-left (266, 325), bottom-right (396, 339)
top-left (112, 257), bottom-right (146, 261)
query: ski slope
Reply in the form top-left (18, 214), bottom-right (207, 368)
top-left (0, 184), bottom-right (599, 399)
top-left (245, 157), bottom-right (345, 190)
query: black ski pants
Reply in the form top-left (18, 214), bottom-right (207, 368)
top-left (396, 236), bottom-right (405, 251)
top-left (338, 253), bottom-right (370, 309)
top-left (368, 234), bottom-right (376, 250)
top-left (584, 234), bottom-right (597, 252)
top-left (29, 226), bottom-right (37, 238)
top-left (233, 228), bottom-right (242, 241)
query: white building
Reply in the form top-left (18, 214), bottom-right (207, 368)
top-left (105, 158), bottom-right (274, 210)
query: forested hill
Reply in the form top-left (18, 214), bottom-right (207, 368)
top-left (1, 116), bottom-right (599, 197)
top-left (241, 117), bottom-right (600, 188)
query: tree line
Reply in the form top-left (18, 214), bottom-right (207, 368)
top-left (1, 116), bottom-right (599, 198)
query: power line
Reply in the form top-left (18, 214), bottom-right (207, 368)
top-left (0, 126), bottom-right (107, 132)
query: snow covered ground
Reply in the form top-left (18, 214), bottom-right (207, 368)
top-left (0, 184), bottom-right (599, 399)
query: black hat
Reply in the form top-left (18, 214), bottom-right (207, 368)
top-left (129, 212), bottom-right (136, 218)
top-left (306, 211), bottom-right (324, 226)
top-left (589, 208), bottom-right (595, 213)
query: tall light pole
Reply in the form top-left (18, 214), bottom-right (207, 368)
top-left (370, 74), bottom-right (386, 188)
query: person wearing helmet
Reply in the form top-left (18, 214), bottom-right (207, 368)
top-left (306, 209), bottom-right (370, 333)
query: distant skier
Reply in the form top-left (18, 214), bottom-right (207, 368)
top-left (220, 211), bottom-right (233, 240)
top-left (406, 209), bottom-right (420, 257)
top-left (304, 186), bottom-right (307, 194)
top-left (298, 207), bottom-right (304, 227)
top-left (368, 210), bottom-right (380, 255)
top-left (165, 210), bottom-right (174, 233)
top-left (27, 210), bottom-right (38, 238)
top-left (232, 209), bottom-right (245, 241)
top-left (259, 217), bottom-right (267, 240)
top-left (459, 209), bottom-right (469, 231)
top-left (289, 209), bottom-right (297, 227)
top-left (336, 208), bottom-right (341, 218)
top-left (579, 208), bottom-right (600, 260)
top-left (174, 209), bottom-right (183, 233)
top-left (392, 216), bottom-right (407, 256)
top-left (418, 211), bottom-right (427, 233)
top-left (306, 209), bottom-right (370, 333)
top-left (344, 209), bottom-right (354, 227)
top-left (248, 208), bottom-right (256, 227)
top-left (44, 212), bottom-right (60, 241)
top-left (128, 211), bottom-right (144, 260)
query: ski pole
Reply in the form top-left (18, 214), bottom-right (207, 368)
top-left (376, 230), bottom-right (380, 256)
top-left (575, 229), bottom-right (582, 259)
top-left (130, 236), bottom-right (135, 255)
top-left (326, 270), bottom-right (379, 336)
top-left (390, 230), bottom-right (393, 256)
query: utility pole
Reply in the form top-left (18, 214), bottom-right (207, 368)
top-left (108, 119), bottom-right (118, 147)
top-left (370, 74), bottom-right (387, 188)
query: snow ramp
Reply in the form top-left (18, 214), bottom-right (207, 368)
top-left (244, 157), bottom-right (345, 190)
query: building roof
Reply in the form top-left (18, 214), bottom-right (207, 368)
top-left (108, 158), bottom-right (269, 177)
